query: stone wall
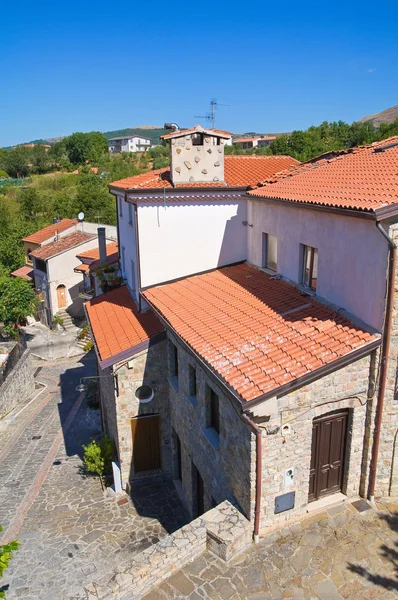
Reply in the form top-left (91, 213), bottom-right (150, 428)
top-left (168, 333), bottom-right (256, 520)
top-left (258, 354), bottom-right (375, 528)
top-left (99, 338), bottom-right (172, 487)
top-left (0, 348), bottom-right (34, 419)
top-left (83, 501), bottom-right (251, 600)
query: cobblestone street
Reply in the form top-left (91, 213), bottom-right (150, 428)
top-left (0, 354), bottom-right (188, 600)
top-left (144, 500), bottom-right (398, 600)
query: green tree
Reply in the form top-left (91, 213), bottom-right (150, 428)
top-left (65, 132), bottom-right (108, 165)
top-left (1, 147), bottom-right (31, 178)
top-left (0, 526), bottom-right (19, 599)
top-left (0, 276), bottom-right (38, 335)
top-left (31, 145), bottom-right (51, 174)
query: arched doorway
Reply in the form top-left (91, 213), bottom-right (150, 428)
top-left (57, 284), bottom-right (67, 309)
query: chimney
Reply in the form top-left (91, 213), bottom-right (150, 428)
top-left (166, 126), bottom-right (232, 185)
top-left (98, 227), bottom-right (107, 264)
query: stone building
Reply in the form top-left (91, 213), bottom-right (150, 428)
top-left (87, 132), bottom-right (398, 535)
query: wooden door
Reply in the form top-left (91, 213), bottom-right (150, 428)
top-left (131, 415), bottom-right (161, 473)
top-left (309, 410), bottom-right (348, 502)
top-left (57, 285), bottom-right (66, 309)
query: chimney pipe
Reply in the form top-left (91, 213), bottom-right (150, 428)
top-left (98, 227), bottom-right (107, 264)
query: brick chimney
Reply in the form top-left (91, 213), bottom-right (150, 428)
top-left (162, 126), bottom-right (232, 185)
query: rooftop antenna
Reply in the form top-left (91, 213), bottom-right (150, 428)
top-left (195, 99), bottom-right (229, 129)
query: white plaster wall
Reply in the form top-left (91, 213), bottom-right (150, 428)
top-left (46, 238), bottom-right (99, 315)
top-left (248, 200), bottom-right (388, 331)
top-left (76, 222), bottom-right (117, 240)
top-left (136, 199), bottom-right (248, 288)
top-left (118, 195), bottom-right (139, 304)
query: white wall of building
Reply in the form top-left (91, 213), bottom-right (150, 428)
top-left (117, 195), bottom-right (139, 303)
top-left (108, 137), bottom-right (151, 153)
top-left (45, 238), bottom-right (99, 316)
top-left (248, 199), bottom-right (388, 331)
top-left (133, 198), bottom-right (248, 288)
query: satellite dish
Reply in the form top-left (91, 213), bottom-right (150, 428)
top-left (78, 212), bottom-right (85, 221)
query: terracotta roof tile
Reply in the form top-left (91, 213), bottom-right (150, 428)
top-left (143, 264), bottom-right (376, 402)
top-left (10, 266), bottom-right (34, 281)
top-left (30, 231), bottom-right (96, 260)
top-left (249, 136), bottom-right (398, 212)
top-left (22, 219), bottom-right (77, 244)
top-left (86, 286), bottom-right (164, 366)
top-left (109, 156), bottom-right (300, 191)
top-left (76, 241), bottom-right (118, 261)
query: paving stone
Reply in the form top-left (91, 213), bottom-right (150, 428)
top-left (315, 580), bottom-right (342, 600)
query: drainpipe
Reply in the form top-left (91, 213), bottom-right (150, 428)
top-left (368, 221), bottom-right (397, 502)
top-left (242, 413), bottom-right (262, 543)
top-left (133, 203), bottom-right (142, 312)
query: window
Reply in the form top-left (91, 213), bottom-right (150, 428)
top-left (119, 197), bottom-right (123, 218)
top-left (208, 387), bottom-right (220, 434)
top-left (135, 385), bottom-right (154, 403)
top-left (128, 203), bottom-right (133, 225)
top-left (189, 364), bottom-right (197, 397)
top-left (35, 258), bottom-right (47, 273)
top-left (302, 245), bottom-right (318, 291)
top-left (262, 233), bottom-right (278, 272)
top-left (192, 133), bottom-right (204, 146)
top-left (170, 342), bottom-right (178, 378)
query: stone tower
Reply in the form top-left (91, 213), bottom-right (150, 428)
top-left (162, 125), bottom-right (232, 185)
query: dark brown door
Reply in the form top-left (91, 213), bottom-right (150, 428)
top-left (131, 415), bottom-right (161, 473)
top-left (196, 467), bottom-right (205, 516)
top-left (309, 410), bottom-right (348, 502)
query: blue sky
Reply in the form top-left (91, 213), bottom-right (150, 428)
top-left (1, 0), bottom-right (397, 146)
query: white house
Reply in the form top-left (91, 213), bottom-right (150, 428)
top-left (108, 135), bottom-right (152, 153)
top-left (233, 136), bottom-right (277, 149)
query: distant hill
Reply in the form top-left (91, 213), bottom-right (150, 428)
top-left (359, 105), bottom-right (398, 126)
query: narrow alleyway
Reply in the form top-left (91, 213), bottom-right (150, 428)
top-left (0, 354), bottom-right (188, 600)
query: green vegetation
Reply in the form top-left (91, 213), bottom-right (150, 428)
top-left (226, 119), bottom-right (398, 162)
top-left (0, 276), bottom-right (38, 337)
top-left (0, 131), bottom-right (163, 277)
top-left (102, 127), bottom-right (167, 146)
top-left (0, 526), bottom-right (19, 599)
top-left (83, 435), bottom-right (115, 489)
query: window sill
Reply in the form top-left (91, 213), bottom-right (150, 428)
top-left (259, 267), bottom-right (278, 277)
top-left (203, 427), bottom-right (220, 449)
top-left (186, 395), bottom-right (197, 407)
top-left (168, 376), bottom-right (179, 393)
top-left (298, 285), bottom-right (317, 297)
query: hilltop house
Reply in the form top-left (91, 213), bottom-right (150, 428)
top-left (233, 136), bottom-right (277, 150)
top-left (108, 135), bottom-right (152, 153)
top-left (85, 125), bottom-right (398, 536)
top-left (16, 220), bottom-right (117, 325)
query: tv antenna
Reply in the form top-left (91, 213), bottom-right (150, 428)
top-left (194, 99), bottom-right (229, 129)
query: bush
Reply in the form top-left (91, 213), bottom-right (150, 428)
top-left (0, 170), bottom-right (9, 179)
top-left (83, 435), bottom-right (114, 488)
top-left (153, 156), bottom-right (170, 169)
top-left (0, 526), bottom-right (19, 599)
top-left (83, 340), bottom-right (94, 352)
top-left (53, 314), bottom-right (64, 328)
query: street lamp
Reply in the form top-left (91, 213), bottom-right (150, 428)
top-left (76, 375), bottom-right (119, 396)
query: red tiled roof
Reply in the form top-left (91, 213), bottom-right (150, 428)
top-left (76, 241), bottom-right (118, 261)
top-left (109, 156), bottom-right (300, 191)
top-left (161, 125), bottom-right (232, 140)
top-left (143, 264), bottom-right (376, 403)
top-left (74, 264), bottom-right (90, 274)
top-left (89, 250), bottom-right (119, 272)
top-left (22, 219), bottom-right (77, 244)
top-left (249, 136), bottom-right (398, 212)
top-left (30, 231), bottom-right (96, 260)
top-left (86, 286), bottom-right (164, 367)
top-left (11, 266), bottom-right (34, 281)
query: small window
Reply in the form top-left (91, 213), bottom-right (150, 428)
top-left (128, 203), bottom-right (133, 225)
top-left (135, 385), bottom-right (154, 403)
top-left (262, 233), bottom-right (278, 272)
top-left (207, 387), bottom-right (220, 434)
top-left (302, 245), bottom-right (318, 291)
top-left (189, 364), bottom-right (197, 397)
top-left (192, 133), bottom-right (204, 146)
top-left (119, 197), bottom-right (123, 218)
top-left (122, 246), bottom-right (126, 275)
top-left (170, 342), bottom-right (178, 378)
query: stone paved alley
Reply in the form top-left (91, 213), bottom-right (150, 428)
top-left (0, 354), bottom-right (188, 600)
top-left (143, 500), bottom-right (398, 600)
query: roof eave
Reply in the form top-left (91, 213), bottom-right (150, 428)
top-left (109, 185), bottom-right (249, 195)
top-left (243, 338), bottom-right (381, 411)
top-left (374, 203), bottom-right (398, 222)
top-left (247, 194), bottom-right (378, 220)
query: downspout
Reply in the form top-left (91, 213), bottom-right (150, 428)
top-left (368, 221), bottom-right (397, 501)
top-left (133, 203), bottom-right (142, 312)
top-left (242, 413), bottom-right (262, 543)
